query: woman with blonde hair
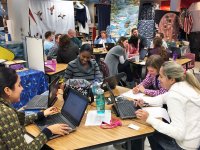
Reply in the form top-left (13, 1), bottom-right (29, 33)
top-left (135, 61), bottom-right (200, 150)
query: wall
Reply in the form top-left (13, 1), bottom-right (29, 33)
top-left (7, 0), bottom-right (29, 41)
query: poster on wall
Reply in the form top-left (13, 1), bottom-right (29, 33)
top-left (110, 0), bottom-right (139, 38)
top-left (29, 0), bottom-right (75, 38)
top-left (155, 10), bottom-right (180, 42)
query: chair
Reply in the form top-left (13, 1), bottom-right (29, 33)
top-left (184, 53), bottom-right (195, 69)
top-left (99, 60), bottom-right (110, 78)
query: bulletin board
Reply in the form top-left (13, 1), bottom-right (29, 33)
top-left (26, 37), bottom-right (45, 72)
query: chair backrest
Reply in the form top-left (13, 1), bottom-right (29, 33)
top-left (184, 53), bottom-right (195, 69)
top-left (99, 60), bottom-right (110, 78)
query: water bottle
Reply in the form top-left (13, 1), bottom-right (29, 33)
top-left (96, 88), bottom-right (105, 115)
top-left (91, 80), bottom-right (99, 96)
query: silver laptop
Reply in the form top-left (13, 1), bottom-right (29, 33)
top-left (24, 76), bottom-right (60, 110)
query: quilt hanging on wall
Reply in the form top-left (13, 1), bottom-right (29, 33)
top-left (155, 10), bottom-right (180, 42)
top-left (29, 0), bottom-right (75, 38)
top-left (110, 0), bottom-right (139, 38)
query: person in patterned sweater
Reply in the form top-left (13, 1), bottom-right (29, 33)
top-left (0, 67), bottom-right (71, 149)
top-left (132, 55), bottom-right (167, 96)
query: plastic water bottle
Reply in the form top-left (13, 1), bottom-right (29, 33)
top-left (91, 80), bottom-right (99, 96)
top-left (96, 88), bottom-right (105, 115)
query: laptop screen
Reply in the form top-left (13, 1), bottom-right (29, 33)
top-left (48, 76), bottom-right (60, 106)
top-left (62, 89), bottom-right (88, 126)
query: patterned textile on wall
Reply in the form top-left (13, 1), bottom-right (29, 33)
top-left (110, 0), bottom-right (139, 38)
top-left (29, 0), bottom-right (75, 38)
top-left (139, 3), bottom-right (156, 20)
top-left (138, 20), bottom-right (154, 39)
top-left (13, 69), bottom-right (48, 109)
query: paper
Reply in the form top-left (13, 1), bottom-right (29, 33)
top-left (142, 107), bottom-right (170, 123)
top-left (121, 90), bottom-right (145, 99)
top-left (85, 110), bottom-right (111, 126)
top-left (139, 61), bottom-right (146, 65)
top-left (128, 124), bottom-right (140, 130)
top-left (24, 133), bottom-right (34, 144)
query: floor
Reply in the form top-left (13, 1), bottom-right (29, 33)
top-left (91, 61), bottom-right (200, 150)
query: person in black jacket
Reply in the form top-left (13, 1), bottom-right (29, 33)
top-left (56, 34), bottom-right (79, 64)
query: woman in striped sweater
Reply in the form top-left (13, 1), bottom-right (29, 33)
top-left (64, 44), bottom-right (103, 82)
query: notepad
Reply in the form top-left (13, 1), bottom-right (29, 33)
top-left (121, 90), bottom-right (145, 99)
top-left (85, 110), bottom-right (111, 126)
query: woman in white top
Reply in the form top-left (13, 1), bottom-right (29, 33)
top-left (135, 61), bottom-right (200, 150)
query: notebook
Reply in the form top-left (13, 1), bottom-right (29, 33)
top-left (24, 76), bottom-right (60, 110)
top-left (35, 88), bottom-right (89, 139)
top-left (106, 84), bottom-right (140, 119)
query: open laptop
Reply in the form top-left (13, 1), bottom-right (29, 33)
top-left (105, 43), bottom-right (115, 51)
top-left (139, 49), bottom-right (148, 60)
top-left (35, 88), bottom-right (89, 139)
top-left (105, 83), bottom-right (139, 119)
top-left (24, 76), bottom-right (60, 110)
top-left (101, 72), bottom-right (127, 91)
top-left (93, 44), bottom-right (103, 48)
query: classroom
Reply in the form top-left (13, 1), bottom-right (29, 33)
top-left (0, 0), bottom-right (200, 150)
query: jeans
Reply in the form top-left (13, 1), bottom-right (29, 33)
top-left (148, 131), bottom-right (184, 150)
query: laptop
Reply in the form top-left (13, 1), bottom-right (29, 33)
top-left (101, 72), bottom-right (127, 91)
top-left (105, 43), bottom-right (115, 51)
top-left (105, 84), bottom-right (139, 119)
top-left (35, 88), bottom-right (89, 139)
top-left (93, 44), bottom-right (103, 48)
top-left (139, 49), bottom-right (148, 60)
top-left (24, 76), bottom-right (60, 110)
top-left (169, 47), bottom-right (181, 58)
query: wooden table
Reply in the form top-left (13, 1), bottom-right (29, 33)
top-left (45, 63), bottom-right (68, 82)
top-left (26, 86), bottom-right (154, 150)
top-left (175, 58), bottom-right (191, 70)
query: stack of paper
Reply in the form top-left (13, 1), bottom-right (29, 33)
top-left (142, 107), bottom-right (170, 123)
top-left (85, 110), bottom-right (111, 126)
top-left (121, 90), bottom-right (145, 100)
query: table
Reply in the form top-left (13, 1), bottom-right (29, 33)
top-left (93, 48), bottom-right (108, 63)
top-left (14, 69), bottom-right (48, 109)
top-left (175, 58), bottom-right (191, 70)
top-left (26, 86), bottom-right (154, 150)
top-left (45, 63), bottom-right (68, 82)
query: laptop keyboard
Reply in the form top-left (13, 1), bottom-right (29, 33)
top-left (26, 95), bottom-right (48, 108)
top-left (50, 115), bottom-right (67, 124)
top-left (117, 100), bottom-right (137, 119)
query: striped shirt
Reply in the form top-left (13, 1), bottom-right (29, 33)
top-left (139, 73), bottom-right (167, 96)
top-left (65, 57), bottom-right (103, 82)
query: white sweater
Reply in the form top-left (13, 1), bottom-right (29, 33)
top-left (143, 81), bottom-right (200, 150)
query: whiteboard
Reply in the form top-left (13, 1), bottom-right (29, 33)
top-left (26, 37), bottom-right (45, 72)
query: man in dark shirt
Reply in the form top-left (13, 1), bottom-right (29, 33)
top-left (130, 28), bottom-right (147, 51)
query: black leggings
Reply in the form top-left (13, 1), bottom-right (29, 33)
top-left (118, 60), bottom-right (133, 82)
top-left (148, 131), bottom-right (184, 150)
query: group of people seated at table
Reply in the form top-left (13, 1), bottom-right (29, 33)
top-left (1, 26), bottom-right (199, 149)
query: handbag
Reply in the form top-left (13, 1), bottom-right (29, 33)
top-left (65, 79), bottom-right (94, 103)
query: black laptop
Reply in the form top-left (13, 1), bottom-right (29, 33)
top-left (105, 84), bottom-right (139, 119)
top-left (24, 76), bottom-right (60, 110)
top-left (35, 88), bottom-right (89, 139)
top-left (93, 44), bottom-right (103, 48)
top-left (105, 43), bottom-right (115, 50)
top-left (101, 72), bottom-right (127, 91)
